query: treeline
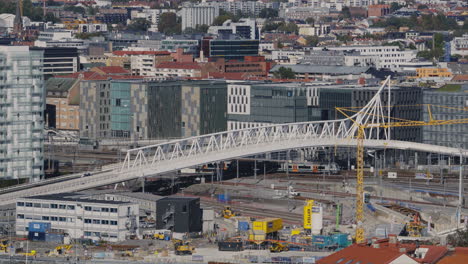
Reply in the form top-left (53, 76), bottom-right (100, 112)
top-left (372, 14), bottom-right (465, 33)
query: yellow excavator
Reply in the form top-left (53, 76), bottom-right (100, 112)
top-left (48, 245), bottom-right (72, 257)
top-left (0, 240), bottom-right (9, 253)
top-left (221, 206), bottom-right (238, 219)
top-left (20, 250), bottom-right (37, 257)
top-left (173, 239), bottom-right (195, 255)
top-left (270, 242), bottom-right (289, 253)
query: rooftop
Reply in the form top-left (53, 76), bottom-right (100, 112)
top-left (112, 50), bottom-right (171, 56)
top-left (156, 61), bottom-right (202, 70)
top-left (45, 77), bottom-right (77, 93)
top-left (22, 193), bottom-right (135, 205)
top-left (270, 64), bottom-right (370, 75)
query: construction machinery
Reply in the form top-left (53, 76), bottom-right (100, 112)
top-left (221, 206), bottom-right (238, 219)
top-left (336, 77), bottom-right (468, 243)
top-left (20, 250), bottom-right (36, 257)
top-left (269, 242), bottom-right (289, 253)
top-left (0, 239), bottom-right (9, 253)
top-left (406, 212), bottom-right (424, 237)
top-left (172, 239), bottom-right (195, 255)
top-left (48, 245), bottom-right (72, 257)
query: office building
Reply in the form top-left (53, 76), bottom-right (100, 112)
top-left (45, 77), bottom-right (80, 131)
top-left (80, 79), bottom-right (227, 140)
top-left (156, 197), bottom-right (202, 233)
top-left (31, 47), bottom-right (79, 75)
top-left (0, 46), bottom-right (44, 181)
top-left (16, 193), bottom-right (139, 242)
top-left (181, 4), bottom-right (219, 31)
top-left (208, 19), bottom-right (259, 40)
top-left (422, 85), bottom-right (468, 149)
top-left (208, 39), bottom-right (259, 60)
top-left (206, 1), bottom-right (267, 16)
top-left (327, 46), bottom-right (417, 71)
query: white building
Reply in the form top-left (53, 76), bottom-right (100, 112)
top-left (16, 194), bottom-right (139, 242)
top-left (205, 1), bottom-right (267, 16)
top-left (208, 19), bottom-right (258, 40)
top-left (181, 4), bottom-right (219, 31)
top-left (78, 23), bottom-right (108, 33)
top-left (131, 54), bottom-right (159, 77)
top-left (298, 24), bottom-right (331, 36)
top-left (35, 30), bottom-right (88, 55)
top-left (328, 46), bottom-right (417, 71)
top-left (271, 50), bottom-right (307, 63)
top-left (451, 34), bottom-right (468, 57)
top-left (0, 13), bottom-right (31, 33)
top-left (0, 46), bottom-right (44, 181)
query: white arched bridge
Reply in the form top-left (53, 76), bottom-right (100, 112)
top-left (0, 78), bottom-right (466, 206)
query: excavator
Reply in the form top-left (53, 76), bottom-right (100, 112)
top-left (221, 206), bottom-right (238, 219)
top-left (406, 212), bottom-right (424, 237)
top-left (172, 239), bottom-right (195, 255)
top-left (48, 245), bottom-right (72, 257)
top-left (0, 239), bottom-right (9, 253)
top-left (269, 242), bottom-right (289, 253)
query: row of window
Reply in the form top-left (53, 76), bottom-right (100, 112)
top-left (17, 202), bottom-right (118, 213)
top-left (84, 219), bottom-right (118, 225)
top-left (17, 202), bottom-right (75, 210)
top-left (17, 214), bottom-right (73, 222)
top-left (83, 231), bottom-right (117, 238)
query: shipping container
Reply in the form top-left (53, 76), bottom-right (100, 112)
top-left (28, 222), bottom-right (51, 233)
top-left (46, 233), bottom-right (64, 243)
top-left (28, 231), bottom-right (46, 241)
top-left (218, 241), bottom-right (243, 251)
top-left (238, 221), bottom-right (250, 231)
top-left (217, 194), bottom-right (230, 203)
top-left (252, 218), bottom-right (282, 234)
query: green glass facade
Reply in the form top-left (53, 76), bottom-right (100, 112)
top-left (110, 81), bottom-right (132, 137)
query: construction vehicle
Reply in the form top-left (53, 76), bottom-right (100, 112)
top-left (20, 250), bottom-right (36, 257)
top-left (172, 239), bottom-right (195, 255)
top-left (221, 206), bottom-right (238, 219)
top-left (406, 212), bottom-right (424, 237)
top-left (48, 245), bottom-right (72, 257)
top-left (153, 230), bottom-right (171, 240)
top-left (269, 242), bottom-right (289, 253)
top-left (0, 240), bottom-right (9, 253)
top-left (336, 76), bottom-right (468, 243)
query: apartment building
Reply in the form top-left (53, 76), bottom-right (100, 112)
top-left (450, 34), bottom-right (468, 57)
top-left (0, 46), bottom-right (44, 181)
top-left (16, 193), bottom-right (139, 242)
top-left (328, 46), bottom-right (417, 71)
top-left (45, 78), bottom-right (80, 130)
top-left (181, 4), bottom-right (219, 31)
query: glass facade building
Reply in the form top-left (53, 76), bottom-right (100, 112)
top-left (209, 39), bottom-right (259, 60)
top-left (0, 46), bottom-right (44, 180)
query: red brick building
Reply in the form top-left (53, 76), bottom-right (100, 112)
top-left (368, 4), bottom-right (391, 17)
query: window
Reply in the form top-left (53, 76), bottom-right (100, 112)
top-left (92, 219), bottom-right (101, 224)
top-left (84, 231), bottom-right (92, 236)
top-left (17, 202), bottom-right (24, 207)
top-left (110, 221), bottom-right (117, 225)
top-left (84, 219), bottom-right (92, 224)
top-left (182, 205), bottom-right (187, 213)
top-left (59, 217), bottom-right (66, 222)
top-left (51, 217), bottom-right (58, 221)
top-left (59, 204), bottom-right (66, 209)
top-left (110, 208), bottom-right (117, 213)
top-left (84, 206), bottom-right (92, 211)
top-left (51, 204), bottom-right (58, 209)
top-left (17, 214), bottom-right (24, 219)
top-left (102, 220), bottom-right (109, 225)
top-left (42, 203), bottom-right (50, 208)
top-left (101, 208), bottom-right (109, 212)
top-left (92, 207), bottom-right (101, 212)
top-left (42, 216), bottom-right (50, 220)
top-left (25, 202), bottom-right (33, 207)
top-left (67, 205), bottom-right (75, 210)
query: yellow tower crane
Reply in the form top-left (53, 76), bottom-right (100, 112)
top-left (336, 104), bottom-right (468, 244)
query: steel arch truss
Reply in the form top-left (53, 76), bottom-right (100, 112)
top-left (122, 77), bottom-right (392, 172)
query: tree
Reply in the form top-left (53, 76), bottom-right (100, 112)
top-left (340, 6), bottom-right (351, 19)
top-left (278, 22), bottom-right (298, 34)
top-left (64, 5), bottom-right (86, 15)
top-left (127, 18), bottom-right (151, 32)
top-left (390, 2), bottom-right (403, 13)
top-left (183, 24), bottom-right (209, 34)
top-left (259, 8), bottom-right (278, 19)
top-left (276, 41), bottom-right (284, 49)
top-left (44, 12), bottom-right (60, 23)
top-left (213, 14), bottom-right (231, 26)
top-left (158, 13), bottom-right (181, 35)
top-left (305, 36), bottom-right (319, 47)
top-left (417, 4), bottom-right (429, 10)
top-left (448, 229), bottom-right (468, 247)
top-left (306, 17), bottom-right (315, 25)
top-left (263, 21), bottom-right (281, 32)
top-left (273, 67), bottom-right (296, 79)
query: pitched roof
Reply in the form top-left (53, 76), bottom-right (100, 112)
top-left (452, 74), bottom-right (468, 82)
top-left (316, 244), bottom-right (407, 264)
top-left (112, 50), bottom-right (171, 56)
top-left (437, 247), bottom-right (468, 264)
top-left (93, 66), bottom-right (129, 74)
top-left (45, 78), bottom-right (77, 93)
top-left (156, 61), bottom-right (201, 70)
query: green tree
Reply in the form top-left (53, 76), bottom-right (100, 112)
top-left (44, 12), bottom-right (60, 23)
top-left (158, 13), bottom-right (181, 35)
top-left (273, 67), bottom-right (296, 79)
top-left (417, 4), bottom-right (429, 10)
top-left (263, 21), bottom-right (281, 32)
top-left (305, 36), bottom-right (319, 47)
top-left (276, 41), bottom-right (284, 49)
top-left (278, 22), bottom-right (298, 34)
top-left (127, 18), bottom-right (151, 32)
top-left (75, 32), bottom-right (103, 40)
top-left (340, 6), bottom-right (351, 19)
top-left (306, 17), bottom-right (315, 25)
top-left (64, 5), bottom-right (86, 15)
top-left (390, 2), bottom-right (403, 13)
top-left (183, 24), bottom-right (209, 34)
top-left (259, 8), bottom-right (278, 19)
top-left (213, 14), bottom-right (232, 26)
top-left (448, 229), bottom-right (468, 247)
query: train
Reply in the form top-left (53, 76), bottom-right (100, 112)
top-left (279, 162), bottom-right (340, 174)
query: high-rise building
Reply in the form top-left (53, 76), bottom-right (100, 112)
top-left (181, 4), bottom-right (219, 31)
top-left (0, 46), bottom-right (45, 181)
